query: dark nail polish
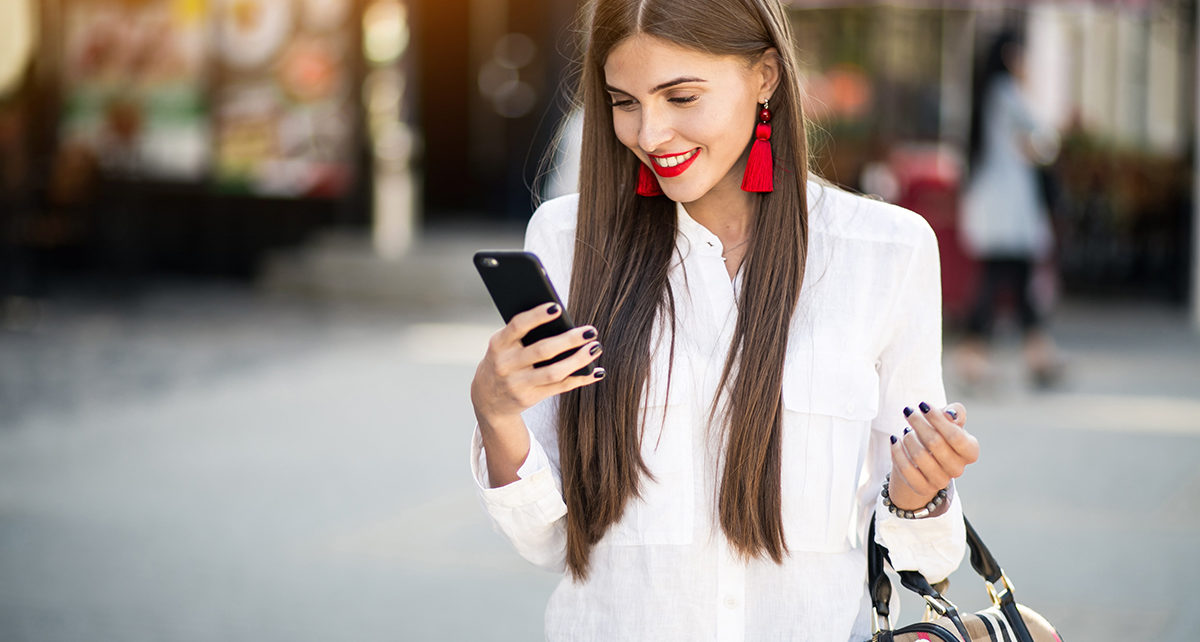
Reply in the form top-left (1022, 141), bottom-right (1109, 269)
top-left (589, 343), bottom-right (602, 355)
top-left (903, 406), bottom-right (914, 417)
top-left (919, 401), bottom-right (931, 414)
top-left (593, 367), bottom-right (606, 379)
top-left (945, 408), bottom-right (958, 420)
top-left (903, 427), bottom-right (911, 435)
top-left (547, 304), bottom-right (559, 315)
top-left (583, 328), bottom-right (597, 340)
top-left (890, 435), bottom-right (898, 445)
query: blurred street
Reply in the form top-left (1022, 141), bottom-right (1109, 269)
top-left (1, 266), bottom-right (1198, 641)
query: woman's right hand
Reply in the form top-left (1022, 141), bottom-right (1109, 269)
top-left (471, 302), bottom-right (605, 428)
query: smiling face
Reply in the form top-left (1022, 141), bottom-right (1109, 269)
top-left (604, 33), bottom-right (778, 206)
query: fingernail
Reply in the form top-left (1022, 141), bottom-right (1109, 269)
top-left (903, 427), bottom-right (911, 435)
top-left (589, 342), bottom-right (602, 355)
top-left (945, 408), bottom-right (958, 420)
top-left (903, 406), bottom-right (914, 417)
top-left (919, 401), bottom-right (931, 414)
top-left (582, 328), bottom-right (597, 340)
top-left (547, 304), bottom-right (559, 315)
top-left (593, 367), bottom-right (606, 379)
top-left (890, 435), bottom-right (898, 445)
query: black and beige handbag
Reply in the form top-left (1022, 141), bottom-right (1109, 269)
top-left (868, 514), bottom-right (1063, 642)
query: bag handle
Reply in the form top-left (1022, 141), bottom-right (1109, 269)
top-left (964, 517), bottom-right (1001, 583)
top-left (867, 512), bottom-right (1034, 642)
top-left (866, 515), bottom-right (892, 630)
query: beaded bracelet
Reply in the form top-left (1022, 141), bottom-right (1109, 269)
top-left (881, 474), bottom-right (948, 519)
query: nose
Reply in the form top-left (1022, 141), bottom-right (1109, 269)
top-left (637, 104), bottom-right (672, 154)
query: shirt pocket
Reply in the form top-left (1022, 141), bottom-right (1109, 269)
top-left (599, 350), bottom-right (695, 547)
top-left (778, 347), bottom-right (879, 552)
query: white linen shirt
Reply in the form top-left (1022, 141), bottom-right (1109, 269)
top-left (471, 181), bottom-right (966, 641)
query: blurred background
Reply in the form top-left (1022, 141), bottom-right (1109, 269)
top-left (0, 0), bottom-right (1198, 640)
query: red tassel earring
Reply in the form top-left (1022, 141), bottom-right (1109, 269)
top-left (741, 99), bottom-right (773, 192)
top-left (636, 162), bottom-right (663, 196)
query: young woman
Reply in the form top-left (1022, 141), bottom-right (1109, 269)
top-left (469, 0), bottom-right (980, 638)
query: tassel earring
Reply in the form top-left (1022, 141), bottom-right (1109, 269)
top-left (636, 162), bottom-right (663, 196)
top-left (741, 99), bottom-right (773, 192)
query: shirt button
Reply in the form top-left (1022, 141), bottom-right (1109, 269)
top-left (723, 596), bottom-right (739, 609)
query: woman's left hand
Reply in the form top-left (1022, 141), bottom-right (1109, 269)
top-left (888, 401), bottom-right (979, 515)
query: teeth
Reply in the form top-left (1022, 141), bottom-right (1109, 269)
top-left (653, 149), bottom-right (697, 168)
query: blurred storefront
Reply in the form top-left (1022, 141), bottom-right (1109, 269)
top-left (0, 0), bottom-right (573, 282)
top-left (3, 0), bottom-right (365, 278)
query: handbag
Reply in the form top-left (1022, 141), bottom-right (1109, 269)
top-left (867, 513), bottom-right (1063, 642)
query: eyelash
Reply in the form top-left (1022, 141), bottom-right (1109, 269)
top-left (609, 96), bottom-right (699, 108)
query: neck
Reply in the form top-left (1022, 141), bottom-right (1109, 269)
top-left (682, 161), bottom-right (755, 248)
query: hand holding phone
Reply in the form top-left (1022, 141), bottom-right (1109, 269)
top-left (470, 250), bottom-right (605, 488)
top-left (474, 251), bottom-right (595, 376)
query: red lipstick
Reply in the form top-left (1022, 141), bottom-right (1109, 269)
top-left (648, 148), bottom-right (700, 178)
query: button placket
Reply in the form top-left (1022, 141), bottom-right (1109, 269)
top-left (715, 535), bottom-right (746, 642)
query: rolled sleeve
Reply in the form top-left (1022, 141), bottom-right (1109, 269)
top-left (873, 482), bottom-right (965, 582)
top-left (471, 424), bottom-right (563, 514)
top-left (469, 426), bottom-right (568, 571)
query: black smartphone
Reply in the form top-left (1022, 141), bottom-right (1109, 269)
top-left (473, 250), bottom-right (594, 376)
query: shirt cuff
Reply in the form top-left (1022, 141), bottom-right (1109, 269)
top-left (874, 481), bottom-right (966, 581)
top-left (470, 425), bottom-right (566, 520)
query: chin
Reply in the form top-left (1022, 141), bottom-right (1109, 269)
top-left (658, 181), bottom-right (709, 204)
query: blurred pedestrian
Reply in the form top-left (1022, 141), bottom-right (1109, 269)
top-left (958, 29), bottom-right (1063, 388)
top-left (470, 0), bottom-right (980, 638)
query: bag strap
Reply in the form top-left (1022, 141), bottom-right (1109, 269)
top-left (866, 513), bottom-right (890, 613)
top-left (867, 512), bottom-right (1036, 642)
top-left (963, 516), bottom-right (1033, 642)
top-left (964, 517), bottom-right (1002, 582)
top-left (866, 514), bottom-right (893, 631)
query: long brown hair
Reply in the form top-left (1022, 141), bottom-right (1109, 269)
top-left (559, 0), bottom-right (810, 580)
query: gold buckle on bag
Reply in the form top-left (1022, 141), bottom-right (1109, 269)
top-left (985, 572), bottom-right (1016, 606)
top-left (923, 594), bottom-right (952, 618)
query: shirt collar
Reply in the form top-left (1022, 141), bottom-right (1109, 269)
top-left (675, 200), bottom-right (725, 256)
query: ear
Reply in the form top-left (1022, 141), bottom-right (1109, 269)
top-left (753, 47), bottom-right (782, 103)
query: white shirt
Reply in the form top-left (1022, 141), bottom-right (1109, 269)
top-left (471, 181), bottom-right (966, 641)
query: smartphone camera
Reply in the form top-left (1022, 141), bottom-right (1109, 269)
top-left (480, 257), bottom-right (500, 268)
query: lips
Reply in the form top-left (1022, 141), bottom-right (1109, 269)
top-left (648, 148), bottom-right (700, 178)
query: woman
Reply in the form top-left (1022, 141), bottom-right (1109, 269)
top-left (470, 1), bottom-right (980, 639)
top-left (959, 29), bottom-right (1062, 387)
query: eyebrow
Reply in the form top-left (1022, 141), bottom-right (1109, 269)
top-left (605, 76), bottom-right (707, 96)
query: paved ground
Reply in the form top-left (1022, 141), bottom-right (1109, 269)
top-left (1, 276), bottom-right (1198, 641)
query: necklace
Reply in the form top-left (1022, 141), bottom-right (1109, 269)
top-left (721, 237), bottom-right (751, 257)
